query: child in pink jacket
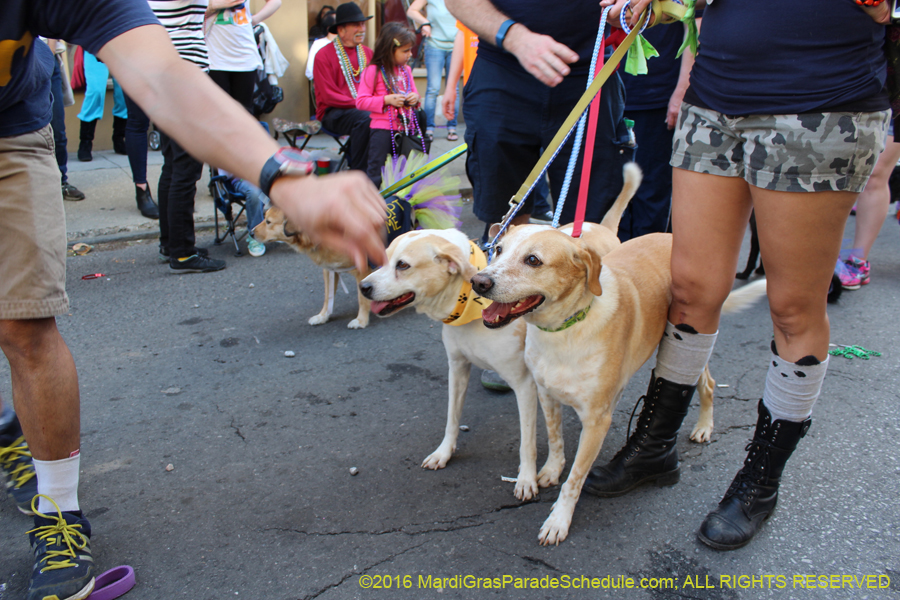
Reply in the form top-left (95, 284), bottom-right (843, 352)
top-left (356, 22), bottom-right (424, 187)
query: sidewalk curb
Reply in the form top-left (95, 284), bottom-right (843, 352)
top-left (67, 222), bottom-right (216, 248)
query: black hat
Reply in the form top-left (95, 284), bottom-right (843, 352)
top-left (329, 3), bottom-right (373, 33)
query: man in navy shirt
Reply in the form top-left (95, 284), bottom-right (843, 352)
top-left (447, 0), bottom-right (634, 237)
top-left (1, 2), bottom-right (386, 598)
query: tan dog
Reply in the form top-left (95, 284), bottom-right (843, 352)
top-left (471, 229), bottom-right (767, 545)
top-left (358, 164), bottom-right (643, 501)
top-left (253, 206), bottom-right (372, 329)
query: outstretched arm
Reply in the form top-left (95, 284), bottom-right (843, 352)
top-left (98, 24), bottom-right (386, 269)
top-left (445, 0), bottom-right (578, 87)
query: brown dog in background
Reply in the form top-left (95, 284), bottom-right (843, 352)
top-left (253, 206), bottom-right (372, 329)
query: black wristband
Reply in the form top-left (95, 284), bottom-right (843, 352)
top-left (417, 22), bottom-right (431, 33)
top-left (258, 147), bottom-right (314, 198)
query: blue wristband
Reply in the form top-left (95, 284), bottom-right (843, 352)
top-left (495, 19), bottom-right (516, 51)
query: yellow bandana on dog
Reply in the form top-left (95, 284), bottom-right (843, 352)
top-left (443, 241), bottom-right (492, 326)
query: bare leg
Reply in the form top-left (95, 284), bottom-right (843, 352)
top-left (851, 136), bottom-right (900, 260)
top-left (668, 169), bottom-right (754, 333)
top-left (0, 318), bottom-right (80, 460)
top-left (752, 187), bottom-right (856, 362)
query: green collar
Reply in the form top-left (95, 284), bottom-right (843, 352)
top-left (536, 301), bottom-right (592, 333)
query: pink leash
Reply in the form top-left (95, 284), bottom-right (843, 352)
top-left (571, 22), bottom-right (608, 239)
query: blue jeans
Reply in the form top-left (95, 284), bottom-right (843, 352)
top-left (424, 44), bottom-right (457, 131)
top-left (230, 178), bottom-right (267, 233)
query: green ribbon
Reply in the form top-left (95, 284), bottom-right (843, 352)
top-left (625, 0), bottom-right (699, 74)
top-left (827, 345), bottom-right (882, 360)
top-left (676, 0), bottom-right (698, 59)
top-left (624, 35), bottom-right (660, 76)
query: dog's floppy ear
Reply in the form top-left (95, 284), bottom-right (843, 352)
top-left (283, 220), bottom-right (299, 238)
top-left (432, 238), bottom-right (477, 280)
top-left (577, 240), bottom-right (603, 297)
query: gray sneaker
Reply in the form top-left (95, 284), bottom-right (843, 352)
top-left (61, 183), bottom-right (85, 201)
top-left (480, 369), bottom-right (512, 392)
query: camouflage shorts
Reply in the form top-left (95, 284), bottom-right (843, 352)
top-left (671, 103), bottom-right (890, 193)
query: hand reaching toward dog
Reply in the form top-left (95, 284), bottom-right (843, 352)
top-left (269, 172), bottom-right (387, 271)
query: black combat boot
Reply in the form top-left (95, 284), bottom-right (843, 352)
top-left (112, 116), bottom-right (127, 154)
top-left (697, 400), bottom-right (810, 551)
top-left (582, 370), bottom-right (694, 497)
top-left (77, 120), bottom-right (95, 162)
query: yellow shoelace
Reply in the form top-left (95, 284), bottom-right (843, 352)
top-left (0, 436), bottom-right (36, 489)
top-left (27, 495), bottom-right (90, 572)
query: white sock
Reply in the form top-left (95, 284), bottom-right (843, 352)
top-left (653, 321), bottom-right (718, 386)
top-left (763, 352), bottom-right (828, 422)
top-left (33, 453), bottom-right (81, 514)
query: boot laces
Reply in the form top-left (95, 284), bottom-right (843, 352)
top-left (612, 395), bottom-right (653, 461)
top-left (723, 436), bottom-right (776, 507)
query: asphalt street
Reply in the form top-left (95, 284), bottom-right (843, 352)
top-left (1, 141), bottom-right (899, 600)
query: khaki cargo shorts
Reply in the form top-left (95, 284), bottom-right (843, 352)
top-left (0, 125), bottom-right (69, 320)
top-left (671, 103), bottom-right (890, 193)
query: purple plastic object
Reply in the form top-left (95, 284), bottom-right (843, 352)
top-left (87, 566), bottom-right (135, 600)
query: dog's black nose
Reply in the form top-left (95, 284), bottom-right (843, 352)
top-left (471, 274), bottom-right (493, 295)
top-left (360, 281), bottom-right (374, 299)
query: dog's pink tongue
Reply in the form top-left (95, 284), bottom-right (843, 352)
top-left (482, 301), bottom-right (513, 323)
top-left (371, 300), bottom-right (391, 314)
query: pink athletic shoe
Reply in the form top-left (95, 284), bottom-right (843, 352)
top-left (836, 259), bottom-right (861, 290)
top-left (845, 256), bottom-right (870, 285)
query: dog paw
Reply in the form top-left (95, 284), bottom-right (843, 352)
top-left (537, 461), bottom-right (564, 488)
top-left (308, 314), bottom-right (329, 326)
top-left (421, 448), bottom-right (453, 470)
top-left (690, 422), bottom-right (712, 443)
top-left (347, 319), bottom-right (368, 329)
top-left (538, 511), bottom-right (571, 546)
top-left (515, 477), bottom-right (539, 501)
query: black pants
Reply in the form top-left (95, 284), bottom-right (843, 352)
top-left (158, 131), bottom-right (203, 258)
top-left (366, 129), bottom-right (393, 188)
top-left (123, 93), bottom-right (150, 185)
top-left (619, 107), bottom-right (673, 241)
top-left (49, 55), bottom-right (68, 183)
top-left (209, 70), bottom-right (256, 113)
top-left (462, 56), bottom-right (632, 225)
top-left (321, 107), bottom-right (371, 172)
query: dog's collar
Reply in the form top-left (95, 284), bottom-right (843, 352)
top-left (443, 241), bottom-right (492, 326)
top-left (536, 301), bottom-right (592, 332)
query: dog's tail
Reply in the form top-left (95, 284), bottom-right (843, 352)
top-left (721, 279), bottom-right (768, 315)
top-left (599, 162), bottom-right (642, 233)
